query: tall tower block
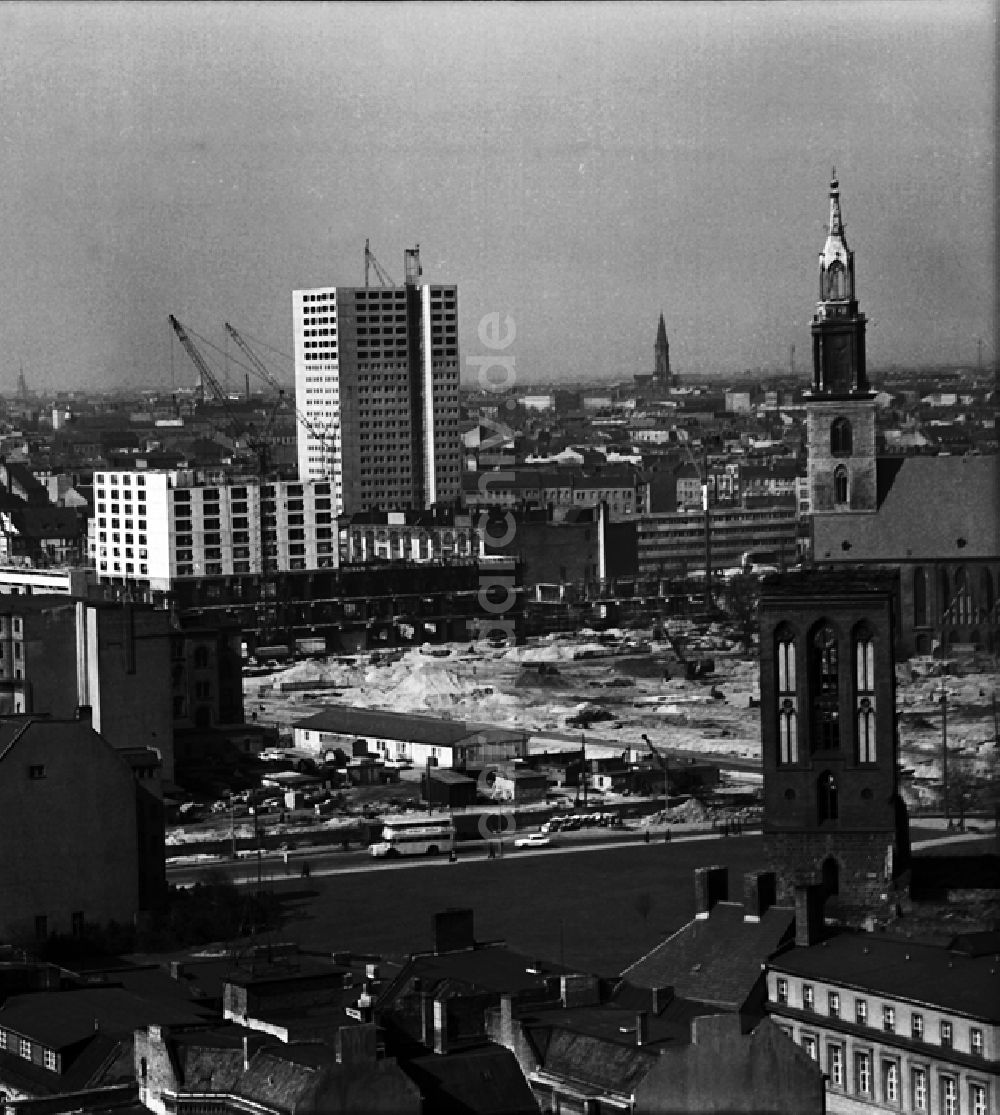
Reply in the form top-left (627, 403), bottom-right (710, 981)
top-left (806, 173), bottom-right (877, 515)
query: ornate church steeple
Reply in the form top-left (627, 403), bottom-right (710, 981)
top-left (806, 173), bottom-right (877, 514)
top-left (810, 171), bottom-right (870, 398)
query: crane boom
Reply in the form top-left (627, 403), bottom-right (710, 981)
top-left (224, 322), bottom-right (335, 457)
top-left (169, 314), bottom-right (227, 405)
top-left (364, 239), bottom-right (395, 287)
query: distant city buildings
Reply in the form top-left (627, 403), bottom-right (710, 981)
top-left (293, 246), bottom-right (462, 514)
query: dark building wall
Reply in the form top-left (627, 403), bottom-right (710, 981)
top-left (635, 1016), bottom-right (825, 1115)
top-left (759, 574), bottom-right (908, 904)
top-left (0, 718), bottom-right (142, 940)
top-left (806, 400), bottom-right (877, 513)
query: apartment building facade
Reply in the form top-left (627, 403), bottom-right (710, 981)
top-left (294, 246), bottom-right (462, 514)
top-left (766, 932), bottom-right (998, 1115)
top-left (88, 470), bottom-right (338, 592)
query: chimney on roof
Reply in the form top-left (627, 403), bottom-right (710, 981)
top-left (434, 908), bottom-right (475, 954)
top-left (433, 999), bottom-right (448, 1055)
top-left (336, 1022), bottom-right (378, 1065)
top-left (743, 870), bottom-right (777, 922)
top-left (650, 985), bottom-right (673, 1015)
top-left (694, 866), bottom-right (728, 919)
top-left (560, 973), bottom-right (601, 1009)
top-left (794, 883), bottom-right (827, 948)
top-left (635, 1011), bottom-right (649, 1047)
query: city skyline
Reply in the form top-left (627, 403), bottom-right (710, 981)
top-left (0, 1), bottom-right (993, 392)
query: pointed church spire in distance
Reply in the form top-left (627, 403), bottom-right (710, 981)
top-left (654, 312), bottom-right (671, 384)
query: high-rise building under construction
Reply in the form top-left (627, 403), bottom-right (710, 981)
top-left (293, 246), bottom-right (462, 514)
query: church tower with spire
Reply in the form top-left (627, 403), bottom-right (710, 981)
top-left (654, 313), bottom-right (672, 386)
top-left (806, 172), bottom-right (877, 515)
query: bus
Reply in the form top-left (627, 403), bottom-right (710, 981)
top-left (369, 814), bottom-right (457, 858)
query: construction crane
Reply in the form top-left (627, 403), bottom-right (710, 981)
top-left (640, 733), bottom-right (671, 817)
top-left (223, 322), bottom-right (336, 465)
top-left (170, 315), bottom-right (286, 647)
top-left (364, 239), bottom-right (395, 287)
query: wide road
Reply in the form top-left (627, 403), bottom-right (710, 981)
top-left (165, 824), bottom-right (748, 888)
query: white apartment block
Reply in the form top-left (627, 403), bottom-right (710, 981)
top-left (293, 247), bottom-right (462, 516)
top-left (89, 470), bottom-right (337, 591)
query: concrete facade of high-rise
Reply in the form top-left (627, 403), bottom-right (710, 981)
top-left (88, 469), bottom-right (338, 591)
top-left (293, 247), bottom-right (462, 514)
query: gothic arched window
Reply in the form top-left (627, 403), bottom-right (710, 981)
top-left (830, 417), bottom-right (853, 457)
top-left (817, 772), bottom-right (839, 823)
top-left (982, 568), bottom-right (995, 617)
top-left (775, 625), bottom-right (799, 765)
top-left (913, 567), bottom-right (927, 627)
top-left (811, 624), bottom-right (840, 752)
top-left (854, 624), bottom-right (877, 764)
top-left (833, 466), bottom-right (849, 506)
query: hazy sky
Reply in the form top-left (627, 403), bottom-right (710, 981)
top-left (0, 1), bottom-right (994, 392)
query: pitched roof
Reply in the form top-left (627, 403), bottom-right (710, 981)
top-left (813, 453), bottom-right (1000, 562)
top-left (621, 903), bottom-right (795, 1007)
top-left (538, 1028), bottom-right (658, 1094)
top-left (5, 506), bottom-right (84, 539)
top-left (404, 1045), bottom-right (538, 1115)
top-left (770, 931), bottom-right (1000, 1020)
top-left (0, 987), bottom-right (208, 1049)
top-left (293, 705), bottom-right (524, 749)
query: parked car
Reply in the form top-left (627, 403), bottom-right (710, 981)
top-left (514, 832), bottom-right (552, 849)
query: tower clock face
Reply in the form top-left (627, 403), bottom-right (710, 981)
top-left (827, 336), bottom-right (851, 393)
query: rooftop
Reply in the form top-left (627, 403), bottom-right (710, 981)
top-left (770, 931), bottom-right (1000, 1020)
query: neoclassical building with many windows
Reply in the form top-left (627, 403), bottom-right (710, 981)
top-left (766, 930), bottom-right (998, 1114)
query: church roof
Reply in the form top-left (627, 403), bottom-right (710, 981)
top-left (812, 454), bottom-right (999, 563)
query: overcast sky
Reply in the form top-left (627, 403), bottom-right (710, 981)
top-left (0, 1), bottom-right (993, 392)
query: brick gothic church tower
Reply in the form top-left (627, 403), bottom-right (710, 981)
top-left (760, 571), bottom-right (910, 909)
top-left (805, 172), bottom-right (877, 516)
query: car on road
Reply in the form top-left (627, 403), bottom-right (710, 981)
top-left (514, 832), bottom-right (553, 849)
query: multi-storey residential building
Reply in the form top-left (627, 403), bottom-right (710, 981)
top-left (462, 466), bottom-right (649, 519)
top-left (635, 504), bottom-right (800, 578)
top-left (88, 470), bottom-right (337, 591)
top-left (766, 930), bottom-right (999, 1115)
top-left (293, 246), bottom-right (462, 514)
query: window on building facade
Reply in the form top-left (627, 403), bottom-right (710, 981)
top-left (882, 1005), bottom-right (895, 1033)
top-left (912, 1013), bottom-right (924, 1041)
top-left (0, 1029), bottom-right (6, 1050)
top-left (834, 465), bottom-right (850, 505)
top-left (802, 984), bottom-right (814, 1011)
top-left (912, 1067), bottom-right (928, 1111)
top-left (817, 771), bottom-right (839, 823)
top-left (831, 417), bottom-right (853, 456)
top-left (828, 1043), bottom-right (844, 1088)
top-left (43, 1048), bottom-right (56, 1071)
top-left (855, 1050), bottom-right (871, 1096)
top-left (19, 1037), bottom-right (31, 1059)
top-left (971, 1027), bottom-right (984, 1057)
top-left (855, 998), bottom-right (867, 1025)
top-left (828, 991), bottom-right (840, 1018)
top-left (942, 1075), bottom-right (958, 1115)
top-left (776, 626), bottom-right (798, 764)
top-left (882, 1060), bottom-right (899, 1105)
top-left (941, 1020), bottom-right (953, 1048)
top-left (811, 624), bottom-right (840, 751)
top-left (802, 1033), bottom-right (817, 1061)
top-left (971, 1082), bottom-right (988, 1115)
top-left (775, 978), bottom-right (788, 1005)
